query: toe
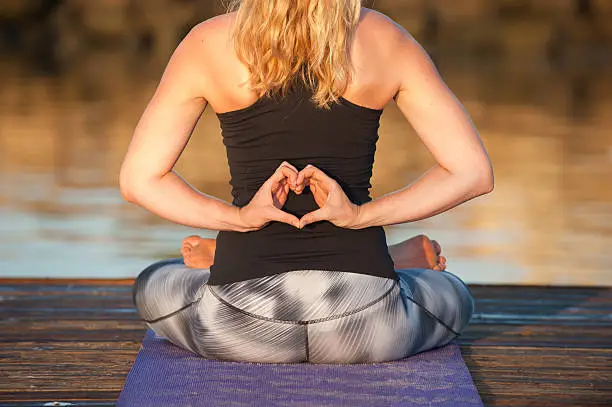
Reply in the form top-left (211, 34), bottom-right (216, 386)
top-left (182, 250), bottom-right (192, 267)
top-left (432, 240), bottom-right (442, 256)
top-left (438, 256), bottom-right (447, 271)
top-left (182, 235), bottom-right (201, 248)
top-left (420, 236), bottom-right (439, 269)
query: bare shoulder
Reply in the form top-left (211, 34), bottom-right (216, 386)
top-left (183, 12), bottom-right (235, 53)
top-left (161, 13), bottom-right (236, 97)
top-left (162, 14), bottom-right (231, 71)
top-left (359, 8), bottom-right (437, 94)
top-left (361, 8), bottom-right (428, 58)
top-left (357, 8), bottom-right (409, 50)
top-left (359, 8), bottom-right (399, 31)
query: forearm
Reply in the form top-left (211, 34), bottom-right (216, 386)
top-left (352, 165), bottom-right (493, 229)
top-left (120, 171), bottom-right (252, 232)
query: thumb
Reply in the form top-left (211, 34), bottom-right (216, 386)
top-left (268, 207), bottom-right (300, 228)
top-left (299, 209), bottom-right (326, 229)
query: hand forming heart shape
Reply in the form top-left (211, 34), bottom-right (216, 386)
top-left (237, 161), bottom-right (361, 231)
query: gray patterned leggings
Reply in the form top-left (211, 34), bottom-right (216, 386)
top-left (133, 259), bottom-right (474, 364)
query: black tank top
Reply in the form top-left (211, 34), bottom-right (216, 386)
top-left (207, 82), bottom-right (396, 285)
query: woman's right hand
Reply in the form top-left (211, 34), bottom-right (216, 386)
top-left (297, 165), bottom-right (361, 229)
top-left (238, 162), bottom-right (301, 231)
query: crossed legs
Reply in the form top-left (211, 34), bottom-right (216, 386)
top-left (133, 235), bottom-right (471, 363)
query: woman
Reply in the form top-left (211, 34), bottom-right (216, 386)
top-left (120, 1), bottom-right (493, 364)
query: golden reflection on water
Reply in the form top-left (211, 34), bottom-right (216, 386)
top-left (0, 38), bottom-right (611, 285)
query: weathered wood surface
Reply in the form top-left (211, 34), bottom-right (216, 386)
top-left (0, 281), bottom-right (611, 406)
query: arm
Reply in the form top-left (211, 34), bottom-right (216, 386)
top-left (352, 28), bottom-right (494, 229)
top-left (119, 25), bottom-right (249, 231)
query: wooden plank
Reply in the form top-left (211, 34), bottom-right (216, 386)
top-left (0, 282), bottom-right (611, 407)
top-left (0, 279), bottom-right (135, 286)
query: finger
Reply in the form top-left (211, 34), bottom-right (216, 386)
top-left (270, 165), bottom-right (298, 188)
top-left (268, 207), bottom-right (300, 228)
top-left (278, 161), bottom-right (299, 174)
top-left (296, 165), bottom-right (314, 185)
top-left (296, 164), bottom-right (318, 186)
top-left (299, 208), bottom-right (327, 228)
top-left (298, 165), bottom-right (334, 190)
top-left (277, 161), bottom-right (299, 183)
top-left (279, 177), bottom-right (296, 194)
top-left (273, 186), bottom-right (287, 206)
top-left (294, 177), bottom-right (309, 194)
top-left (276, 178), bottom-right (288, 192)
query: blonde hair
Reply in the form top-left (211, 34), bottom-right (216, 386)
top-left (227, 0), bottom-right (362, 108)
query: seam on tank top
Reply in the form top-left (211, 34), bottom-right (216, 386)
top-left (403, 295), bottom-right (460, 336)
top-left (142, 295), bottom-right (204, 324)
top-left (207, 281), bottom-right (398, 325)
top-left (282, 97), bottom-right (304, 121)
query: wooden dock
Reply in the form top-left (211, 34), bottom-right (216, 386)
top-left (1, 280), bottom-right (611, 406)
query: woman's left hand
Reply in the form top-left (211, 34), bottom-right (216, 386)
top-left (238, 162), bottom-right (301, 230)
top-left (297, 165), bottom-right (361, 229)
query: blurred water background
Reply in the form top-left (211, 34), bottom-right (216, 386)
top-left (0, 0), bottom-right (611, 285)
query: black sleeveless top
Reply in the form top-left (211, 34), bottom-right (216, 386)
top-left (207, 83), bottom-right (396, 285)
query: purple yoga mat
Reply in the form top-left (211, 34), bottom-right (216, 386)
top-left (117, 329), bottom-right (483, 407)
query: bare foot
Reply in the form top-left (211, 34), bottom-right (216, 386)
top-left (180, 233), bottom-right (447, 271)
top-left (181, 235), bottom-right (216, 268)
top-left (388, 235), bottom-right (447, 271)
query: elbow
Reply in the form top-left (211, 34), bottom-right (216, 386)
top-left (120, 167), bottom-right (165, 205)
top-left (457, 162), bottom-right (493, 198)
top-left (119, 167), bottom-right (144, 204)
top-left (119, 175), bottom-right (138, 204)
top-left (472, 164), bottom-right (494, 196)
